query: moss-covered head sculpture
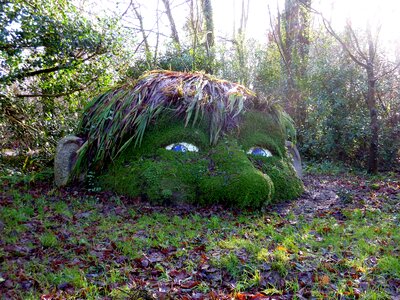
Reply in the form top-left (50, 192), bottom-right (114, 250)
top-left (70, 70), bottom-right (303, 208)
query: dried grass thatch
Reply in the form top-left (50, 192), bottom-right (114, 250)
top-left (74, 70), bottom-right (290, 175)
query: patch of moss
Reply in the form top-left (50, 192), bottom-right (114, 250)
top-left (198, 139), bottom-right (275, 208)
top-left (100, 150), bottom-right (208, 204)
top-left (250, 156), bottom-right (303, 201)
top-left (117, 113), bottom-right (211, 161)
top-left (99, 115), bottom-right (208, 202)
top-left (237, 110), bottom-right (286, 157)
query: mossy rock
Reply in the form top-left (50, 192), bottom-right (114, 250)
top-left (99, 110), bottom-right (303, 208)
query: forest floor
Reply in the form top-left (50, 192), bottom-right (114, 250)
top-left (0, 169), bottom-right (399, 299)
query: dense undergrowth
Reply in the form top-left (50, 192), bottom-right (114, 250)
top-left (0, 166), bottom-right (399, 299)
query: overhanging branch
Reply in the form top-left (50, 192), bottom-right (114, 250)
top-left (375, 60), bottom-right (400, 81)
top-left (346, 24), bottom-right (368, 61)
top-left (15, 76), bottom-right (99, 98)
top-left (322, 19), bottom-right (368, 69)
top-left (8, 52), bottom-right (100, 82)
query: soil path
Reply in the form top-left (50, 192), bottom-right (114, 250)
top-left (274, 173), bottom-right (399, 219)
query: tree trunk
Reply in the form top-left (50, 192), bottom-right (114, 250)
top-left (274, 0), bottom-right (310, 128)
top-left (234, 0), bottom-right (250, 85)
top-left (201, 0), bottom-right (215, 74)
top-left (320, 13), bottom-right (393, 173)
top-left (161, 0), bottom-right (180, 48)
top-left (133, 6), bottom-right (152, 67)
top-left (366, 66), bottom-right (378, 173)
top-left (366, 27), bottom-right (379, 174)
top-left (188, 0), bottom-right (200, 70)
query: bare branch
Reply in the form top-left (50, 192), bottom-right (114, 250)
top-left (346, 23), bottom-right (368, 61)
top-left (322, 19), bottom-right (368, 68)
top-left (153, 0), bottom-right (160, 66)
top-left (371, 24), bottom-right (382, 61)
top-left (10, 52), bottom-right (100, 82)
top-left (133, 4), bottom-right (151, 57)
top-left (238, 0), bottom-right (249, 34)
top-left (15, 77), bottom-right (100, 98)
top-left (268, 5), bottom-right (290, 72)
top-left (375, 60), bottom-right (400, 81)
top-left (119, 0), bottom-right (133, 20)
top-left (122, 25), bottom-right (169, 38)
top-left (376, 90), bottom-right (388, 113)
top-left (161, 0), bottom-right (181, 46)
top-left (302, 1), bottom-right (369, 68)
top-left (16, 91), bottom-right (82, 98)
top-left (217, 36), bottom-right (237, 45)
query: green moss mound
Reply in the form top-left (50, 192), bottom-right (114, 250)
top-left (237, 111), bottom-right (286, 157)
top-left (98, 111), bottom-right (303, 209)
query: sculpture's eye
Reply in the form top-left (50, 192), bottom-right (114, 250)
top-left (165, 142), bottom-right (199, 152)
top-left (247, 147), bottom-right (272, 157)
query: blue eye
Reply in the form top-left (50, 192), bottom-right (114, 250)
top-left (165, 142), bottom-right (199, 152)
top-left (251, 148), bottom-right (267, 156)
top-left (247, 147), bottom-right (272, 157)
top-left (171, 144), bottom-right (188, 152)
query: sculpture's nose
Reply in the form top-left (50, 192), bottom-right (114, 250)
top-left (222, 166), bottom-right (274, 208)
top-left (198, 142), bottom-right (275, 208)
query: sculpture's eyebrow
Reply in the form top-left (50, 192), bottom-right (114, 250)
top-left (105, 115), bottom-right (209, 163)
top-left (237, 131), bottom-right (284, 157)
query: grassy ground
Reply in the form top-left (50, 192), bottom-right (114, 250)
top-left (0, 168), bottom-right (399, 299)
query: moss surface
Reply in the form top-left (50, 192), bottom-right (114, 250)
top-left (237, 111), bottom-right (286, 157)
top-left (99, 110), bottom-right (303, 208)
top-left (250, 156), bottom-right (303, 201)
top-left (197, 139), bottom-right (275, 208)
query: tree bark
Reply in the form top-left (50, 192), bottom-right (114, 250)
top-left (161, 0), bottom-right (180, 48)
top-left (133, 5), bottom-right (152, 67)
top-left (366, 29), bottom-right (378, 173)
top-left (367, 81), bottom-right (379, 173)
top-left (188, 0), bottom-right (200, 70)
top-left (232, 0), bottom-right (250, 85)
top-left (270, 0), bottom-right (310, 128)
top-left (201, 0), bottom-right (215, 73)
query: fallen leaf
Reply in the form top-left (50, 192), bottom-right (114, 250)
top-left (180, 280), bottom-right (200, 289)
top-left (235, 293), bottom-right (246, 300)
top-left (319, 275), bottom-right (330, 285)
top-left (322, 227), bottom-right (332, 233)
top-left (276, 245), bottom-right (287, 252)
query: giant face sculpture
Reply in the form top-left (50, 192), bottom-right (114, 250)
top-left (63, 71), bottom-right (303, 209)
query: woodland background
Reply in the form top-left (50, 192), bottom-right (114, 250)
top-left (1, 2), bottom-right (400, 299)
top-left (1, 0), bottom-right (399, 174)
